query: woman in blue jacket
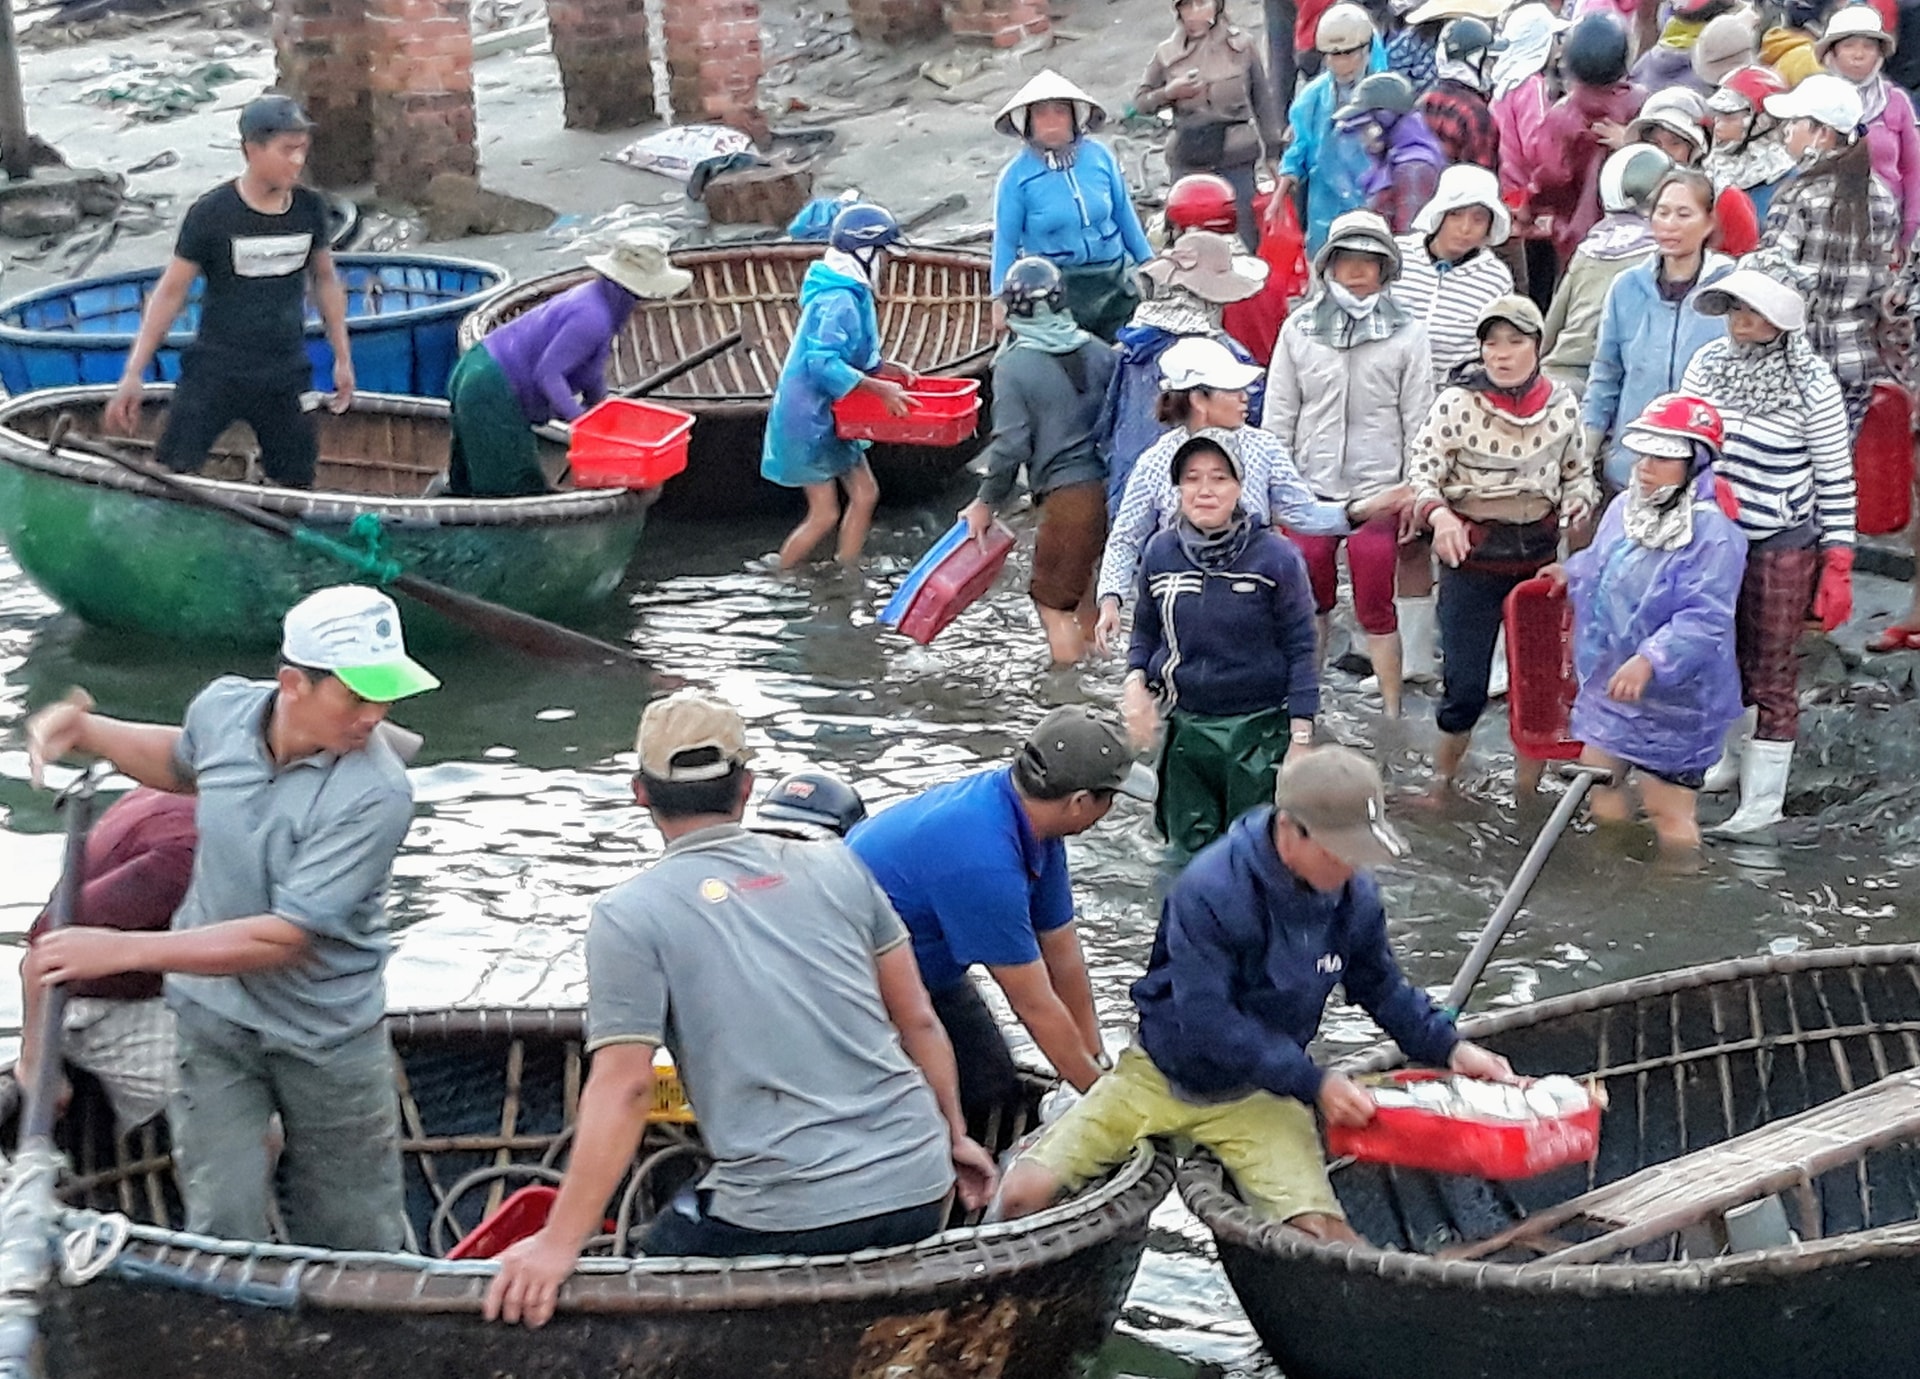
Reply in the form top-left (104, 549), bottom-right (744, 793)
top-left (1275, 3), bottom-right (1387, 254)
top-left (1582, 169), bottom-right (1731, 496)
top-left (1121, 430), bottom-right (1320, 855)
top-left (991, 71), bottom-right (1155, 342)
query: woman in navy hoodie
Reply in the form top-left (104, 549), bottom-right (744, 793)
top-left (1121, 430), bottom-right (1320, 855)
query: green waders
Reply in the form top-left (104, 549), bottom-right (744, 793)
top-left (446, 345), bottom-right (547, 498)
top-left (1155, 705), bottom-right (1292, 857)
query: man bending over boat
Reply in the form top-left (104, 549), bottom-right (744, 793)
top-left (25, 585), bottom-right (439, 1251)
top-left (848, 708), bottom-right (1155, 1137)
top-left (104, 96), bottom-right (353, 490)
top-left (485, 691), bottom-right (995, 1328)
top-left (994, 748), bottom-right (1515, 1241)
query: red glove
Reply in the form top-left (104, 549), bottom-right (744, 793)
top-left (1813, 546), bottom-right (1855, 633)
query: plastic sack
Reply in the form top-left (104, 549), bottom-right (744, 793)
top-left (606, 125), bottom-right (754, 183)
top-left (1222, 191), bottom-right (1307, 366)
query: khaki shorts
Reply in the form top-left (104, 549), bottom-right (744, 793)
top-left (63, 998), bottom-right (176, 1136)
top-left (1022, 1045), bottom-right (1342, 1222)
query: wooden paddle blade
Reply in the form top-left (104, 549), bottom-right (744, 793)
top-left (387, 573), bottom-right (643, 667)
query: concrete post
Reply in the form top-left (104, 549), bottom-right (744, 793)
top-left (659, 0), bottom-right (764, 126)
top-left (942, 0), bottom-right (1050, 46)
top-left (548, 0), bottom-right (657, 130)
top-left (364, 0), bottom-right (479, 197)
top-left (272, 0), bottom-right (374, 187)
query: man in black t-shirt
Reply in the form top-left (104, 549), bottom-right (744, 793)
top-left (105, 95), bottom-right (353, 490)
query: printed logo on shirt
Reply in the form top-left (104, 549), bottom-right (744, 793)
top-left (230, 233), bottom-right (313, 279)
top-left (1316, 953), bottom-right (1344, 975)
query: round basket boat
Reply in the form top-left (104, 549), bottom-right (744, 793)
top-left (1179, 944), bottom-right (1920, 1379)
top-left (458, 242), bottom-right (996, 517)
top-left (0, 254), bottom-right (508, 399)
top-left (0, 385), bottom-right (649, 647)
top-left (34, 1005), bottom-right (1173, 1379)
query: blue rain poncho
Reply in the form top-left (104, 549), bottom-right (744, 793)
top-left (1565, 471), bottom-right (1749, 778)
top-left (760, 260), bottom-right (881, 488)
top-left (1277, 36), bottom-right (1387, 253)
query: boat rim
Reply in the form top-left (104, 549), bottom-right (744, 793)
top-left (0, 383), bottom-right (645, 526)
top-left (1179, 943), bottom-right (1920, 1295)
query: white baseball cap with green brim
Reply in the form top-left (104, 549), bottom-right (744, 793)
top-left (281, 585), bottom-right (441, 703)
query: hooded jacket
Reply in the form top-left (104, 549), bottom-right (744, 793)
top-left (1363, 112), bottom-right (1449, 235)
top-left (1540, 214), bottom-right (1658, 389)
top-left (1279, 36), bottom-right (1390, 253)
top-left (1582, 252), bottom-right (1733, 489)
top-left (1566, 471), bottom-right (1748, 777)
top-left (1533, 81), bottom-right (1649, 262)
top-left (760, 261), bottom-right (880, 487)
top-left (991, 139), bottom-right (1154, 287)
top-left (1857, 80), bottom-right (1920, 243)
top-left (1132, 807), bottom-right (1460, 1105)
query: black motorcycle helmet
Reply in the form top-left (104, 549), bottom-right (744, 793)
top-left (1563, 12), bottom-right (1630, 87)
top-left (757, 770), bottom-right (869, 838)
top-left (1438, 16), bottom-right (1494, 66)
top-left (1001, 256), bottom-right (1066, 318)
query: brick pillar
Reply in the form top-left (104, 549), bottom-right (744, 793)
top-left (943, 0), bottom-right (1050, 46)
top-left (847, 0), bottom-right (943, 41)
top-left (366, 0), bottom-right (479, 198)
top-left (548, 0), bottom-right (656, 130)
top-left (272, 0), bottom-right (373, 187)
top-left (660, 0), bottom-right (764, 127)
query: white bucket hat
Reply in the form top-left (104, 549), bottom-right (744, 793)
top-left (994, 70), bottom-right (1108, 138)
top-left (1816, 3), bottom-right (1895, 59)
top-left (1694, 265), bottom-right (1809, 331)
top-left (1411, 164), bottom-right (1512, 246)
top-left (585, 229), bottom-right (694, 300)
top-left (1764, 72), bottom-right (1866, 135)
top-left (1157, 336), bottom-right (1264, 393)
top-left (1404, 0), bottom-right (1505, 24)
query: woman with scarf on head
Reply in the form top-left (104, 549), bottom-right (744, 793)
top-left (1264, 210), bottom-right (1432, 718)
top-left (1704, 64), bottom-right (1797, 223)
top-left (1490, 3), bottom-right (1570, 299)
top-left (1583, 168), bottom-right (1732, 499)
top-left (1543, 394), bottom-right (1748, 855)
top-left (1278, 4), bottom-right (1388, 254)
top-left (762, 203), bottom-right (912, 570)
top-left (1121, 432), bottom-right (1322, 856)
top-left (990, 71), bottom-right (1154, 342)
top-left (1094, 337), bottom-right (1386, 654)
top-left (1543, 143), bottom-right (1673, 397)
top-left (1680, 262), bottom-right (1856, 836)
top-left (1100, 229), bottom-right (1269, 517)
top-left (1818, 4), bottom-right (1920, 242)
top-left (1335, 72), bottom-right (1449, 234)
top-left (1533, 14), bottom-right (1648, 271)
top-left (1409, 296), bottom-right (1598, 794)
top-left (1621, 88), bottom-right (1765, 255)
top-left (1760, 73), bottom-right (1900, 433)
top-left (960, 259), bottom-right (1120, 668)
top-left (1136, 0), bottom-right (1285, 251)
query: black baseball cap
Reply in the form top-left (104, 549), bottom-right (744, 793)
top-left (239, 95), bottom-right (315, 143)
top-left (1017, 707), bottom-right (1157, 802)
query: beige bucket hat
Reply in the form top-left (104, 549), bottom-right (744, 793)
top-left (1141, 230), bottom-right (1271, 304)
top-left (994, 70), bottom-right (1109, 138)
top-left (585, 229), bottom-right (694, 300)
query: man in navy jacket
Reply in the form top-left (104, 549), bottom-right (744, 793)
top-left (995, 747), bottom-right (1514, 1239)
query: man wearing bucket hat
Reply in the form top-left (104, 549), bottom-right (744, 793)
top-left (103, 95), bottom-right (349, 490)
top-left (1682, 257), bottom-right (1856, 836)
top-left (26, 584), bottom-right (439, 1250)
top-left (990, 71), bottom-right (1154, 342)
top-left (992, 746), bottom-right (1516, 1235)
top-left (1817, 2), bottom-right (1920, 241)
top-left (445, 228), bottom-right (693, 498)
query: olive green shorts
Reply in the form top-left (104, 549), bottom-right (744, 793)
top-left (1021, 1046), bottom-right (1342, 1222)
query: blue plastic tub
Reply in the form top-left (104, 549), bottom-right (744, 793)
top-left (0, 254), bottom-right (509, 398)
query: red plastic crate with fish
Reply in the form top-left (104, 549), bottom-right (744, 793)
top-left (1504, 575), bottom-right (1581, 762)
top-left (832, 377), bottom-right (981, 447)
top-left (1327, 1072), bottom-right (1606, 1180)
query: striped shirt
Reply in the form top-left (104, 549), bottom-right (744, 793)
top-left (1681, 342), bottom-right (1857, 548)
top-left (1391, 237), bottom-right (1516, 386)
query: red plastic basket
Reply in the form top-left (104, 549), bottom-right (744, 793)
top-left (1326, 1071), bottom-right (1603, 1180)
top-left (568, 397), bottom-right (695, 489)
top-left (445, 1186), bottom-right (559, 1260)
top-left (1504, 576), bottom-right (1582, 762)
top-left (1855, 380), bottom-right (1914, 537)
top-left (832, 377), bottom-right (981, 447)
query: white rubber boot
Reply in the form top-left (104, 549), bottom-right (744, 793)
top-left (1486, 627), bottom-right (1510, 699)
top-left (1707, 739), bottom-right (1793, 838)
top-left (1702, 707), bottom-right (1757, 794)
top-left (1397, 596), bottom-right (1441, 685)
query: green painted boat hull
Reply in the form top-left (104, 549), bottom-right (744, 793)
top-left (0, 387), bottom-right (651, 648)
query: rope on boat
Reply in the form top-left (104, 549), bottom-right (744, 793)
top-left (57, 1211), bottom-right (129, 1286)
top-left (0, 1146), bottom-right (65, 1377)
top-left (290, 512), bottom-right (401, 585)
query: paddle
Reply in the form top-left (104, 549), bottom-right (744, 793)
top-left (48, 418), bottom-right (645, 669)
top-left (0, 769), bottom-right (101, 1379)
top-left (612, 329), bottom-right (747, 400)
top-left (1441, 763), bottom-right (1613, 1019)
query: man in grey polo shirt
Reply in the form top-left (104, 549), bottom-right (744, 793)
top-left (486, 690), bottom-right (997, 1330)
top-left (27, 584), bottom-right (438, 1250)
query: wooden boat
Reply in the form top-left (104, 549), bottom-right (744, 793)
top-left (0, 255), bottom-right (509, 399)
top-left (1180, 945), bottom-right (1920, 1379)
top-left (34, 1005), bottom-right (1173, 1379)
top-left (458, 242), bottom-right (997, 517)
top-left (0, 385), bottom-right (649, 648)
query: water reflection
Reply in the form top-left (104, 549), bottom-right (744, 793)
top-left (0, 491), bottom-right (1913, 1378)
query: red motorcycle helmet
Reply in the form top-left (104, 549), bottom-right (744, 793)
top-left (1623, 393), bottom-right (1725, 463)
top-left (1714, 64), bottom-right (1789, 116)
top-left (1165, 174), bottom-right (1239, 235)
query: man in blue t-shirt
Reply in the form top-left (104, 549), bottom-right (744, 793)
top-left (849, 707), bottom-right (1154, 1130)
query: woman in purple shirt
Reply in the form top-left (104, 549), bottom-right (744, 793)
top-left (446, 230), bottom-right (691, 497)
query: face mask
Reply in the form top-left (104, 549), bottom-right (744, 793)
top-left (1636, 478), bottom-right (1683, 506)
top-left (1327, 281), bottom-right (1380, 319)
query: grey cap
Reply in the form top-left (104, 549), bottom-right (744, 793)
top-left (1017, 707), bottom-right (1157, 801)
top-left (1274, 746), bottom-right (1409, 869)
top-left (239, 94), bottom-right (315, 143)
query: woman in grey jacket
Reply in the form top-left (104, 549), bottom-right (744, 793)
top-left (1262, 209), bottom-right (1431, 716)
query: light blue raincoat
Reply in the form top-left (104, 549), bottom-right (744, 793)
top-left (1566, 472), bottom-right (1748, 778)
top-left (1277, 36), bottom-right (1387, 255)
top-left (761, 261), bottom-right (881, 488)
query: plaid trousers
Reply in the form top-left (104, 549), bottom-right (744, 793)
top-left (1736, 544), bottom-right (1819, 741)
